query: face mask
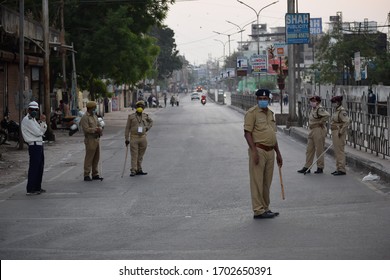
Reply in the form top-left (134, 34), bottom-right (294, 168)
top-left (136, 107), bottom-right (144, 113)
top-left (310, 101), bottom-right (317, 108)
top-left (30, 111), bottom-right (38, 118)
top-left (258, 100), bottom-right (268, 108)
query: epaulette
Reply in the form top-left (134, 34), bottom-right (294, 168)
top-left (247, 105), bottom-right (257, 113)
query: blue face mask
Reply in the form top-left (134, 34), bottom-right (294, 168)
top-left (258, 100), bottom-right (269, 108)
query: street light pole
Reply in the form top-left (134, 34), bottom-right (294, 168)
top-left (226, 20), bottom-right (255, 54)
top-left (213, 30), bottom-right (241, 58)
top-left (214, 39), bottom-right (228, 59)
top-left (236, 0), bottom-right (279, 55)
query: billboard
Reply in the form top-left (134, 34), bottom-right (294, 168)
top-left (250, 55), bottom-right (268, 74)
top-left (285, 13), bottom-right (310, 44)
top-left (310, 18), bottom-right (322, 34)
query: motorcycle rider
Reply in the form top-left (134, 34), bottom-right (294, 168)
top-left (201, 94), bottom-right (206, 105)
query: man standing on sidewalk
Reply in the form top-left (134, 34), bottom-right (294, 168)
top-left (330, 95), bottom-right (350, 176)
top-left (297, 96), bottom-right (330, 174)
top-left (244, 89), bottom-right (283, 219)
top-left (21, 101), bottom-right (47, 195)
top-left (125, 101), bottom-right (153, 177)
top-left (80, 101), bottom-right (103, 181)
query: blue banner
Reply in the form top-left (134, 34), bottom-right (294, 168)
top-left (285, 13), bottom-right (310, 44)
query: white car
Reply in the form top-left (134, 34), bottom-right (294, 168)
top-left (191, 92), bottom-right (200, 100)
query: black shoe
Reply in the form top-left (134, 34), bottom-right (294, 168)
top-left (333, 171), bottom-right (346, 176)
top-left (39, 189), bottom-right (47, 193)
top-left (297, 167), bottom-right (310, 173)
top-left (92, 175), bottom-right (104, 181)
top-left (253, 212), bottom-right (275, 219)
top-left (84, 176), bottom-right (92, 181)
top-left (26, 191), bottom-right (41, 196)
top-left (314, 168), bottom-right (323, 174)
top-left (136, 170), bottom-right (148, 175)
top-left (266, 210), bottom-right (279, 217)
top-left (331, 170), bottom-right (338, 175)
top-left (130, 171), bottom-right (136, 177)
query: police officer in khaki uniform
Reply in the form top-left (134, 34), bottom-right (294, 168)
top-left (80, 101), bottom-right (103, 181)
top-left (330, 96), bottom-right (350, 175)
top-left (298, 96), bottom-right (330, 174)
top-left (125, 101), bottom-right (153, 177)
top-left (244, 89), bottom-right (283, 219)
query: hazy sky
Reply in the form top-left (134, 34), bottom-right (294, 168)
top-left (164, 0), bottom-right (389, 65)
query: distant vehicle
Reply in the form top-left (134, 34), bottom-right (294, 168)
top-left (191, 92), bottom-right (200, 100)
top-left (196, 86), bottom-right (203, 92)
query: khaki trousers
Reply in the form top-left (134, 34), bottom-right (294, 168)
top-left (249, 148), bottom-right (275, 215)
top-left (305, 127), bottom-right (327, 169)
top-left (130, 135), bottom-right (147, 172)
top-left (84, 138), bottom-right (100, 177)
top-left (332, 130), bottom-right (347, 172)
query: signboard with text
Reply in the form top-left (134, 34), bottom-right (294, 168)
top-left (250, 55), bottom-right (268, 74)
top-left (285, 13), bottom-right (310, 44)
top-left (310, 18), bottom-right (322, 34)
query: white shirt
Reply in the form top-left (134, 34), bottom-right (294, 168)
top-left (21, 114), bottom-right (47, 144)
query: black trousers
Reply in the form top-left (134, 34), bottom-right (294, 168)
top-left (26, 144), bottom-right (45, 193)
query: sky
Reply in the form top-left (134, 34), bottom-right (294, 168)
top-left (164, 0), bottom-right (389, 65)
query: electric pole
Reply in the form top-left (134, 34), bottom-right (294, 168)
top-left (287, 0), bottom-right (298, 128)
top-left (18, 0), bottom-right (25, 149)
top-left (43, 0), bottom-right (54, 140)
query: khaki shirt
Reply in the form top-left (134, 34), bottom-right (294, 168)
top-left (309, 105), bottom-right (330, 128)
top-left (331, 106), bottom-right (350, 133)
top-left (80, 112), bottom-right (101, 138)
top-left (125, 112), bottom-right (153, 140)
top-left (244, 105), bottom-right (277, 146)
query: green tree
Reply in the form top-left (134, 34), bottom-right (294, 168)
top-left (314, 29), bottom-right (389, 85)
top-left (63, 0), bottom-right (174, 99)
top-left (150, 25), bottom-right (182, 81)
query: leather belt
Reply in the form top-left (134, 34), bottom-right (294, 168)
top-left (309, 123), bottom-right (324, 129)
top-left (85, 134), bottom-right (100, 139)
top-left (255, 143), bottom-right (274, 151)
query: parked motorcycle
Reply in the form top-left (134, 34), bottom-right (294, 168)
top-left (0, 128), bottom-right (7, 145)
top-left (69, 111), bottom-right (105, 136)
top-left (0, 115), bottom-right (20, 142)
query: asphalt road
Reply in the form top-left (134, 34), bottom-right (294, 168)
top-left (0, 95), bottom-right (389, 260)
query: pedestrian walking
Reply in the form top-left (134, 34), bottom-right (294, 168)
top-left (330, 96), bottom-right (350, 176)
top-left (283, 92), bottom-right (288, 106)
top-left (367, 89), bottom-right (376, 115)
top-left (21, 101), bottom-right (47, 195)
top-left (164, 94), bottom-right (167, 108)
top-left (244, 89), bottom-right (283, 219)
top-left (297, 96), bottom-right (330, 174)
top-left (170, 95), bottom-right (175, 107)
top-left (80, 101), bottom-right (103, 181)
top-left (125, 100), bottom-right (153, 177)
